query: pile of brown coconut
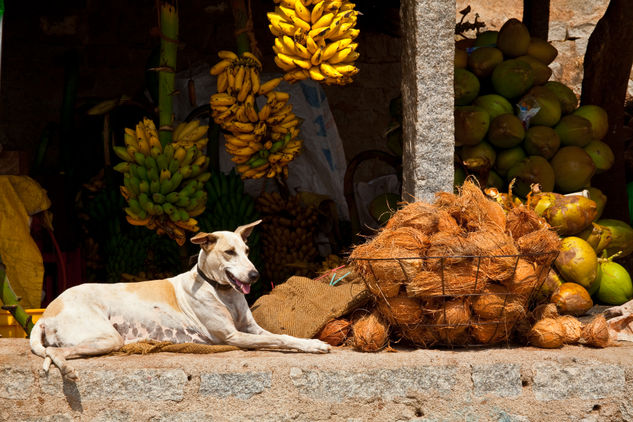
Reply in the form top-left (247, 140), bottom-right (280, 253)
top-left (346, 180), bottom-right (563, 349)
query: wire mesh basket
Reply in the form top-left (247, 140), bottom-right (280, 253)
top-left (350, 251), bottom-right (559, 347)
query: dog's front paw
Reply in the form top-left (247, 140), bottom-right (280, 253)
top-left (302, 338), bottom-right (331, 354)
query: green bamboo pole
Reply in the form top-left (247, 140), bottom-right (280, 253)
top-left (230, 0), bottom-right (251, 55)
top-left (0, 258), bottom-right (34, 336)
top-left (158, 2), bottom-right (179, 148)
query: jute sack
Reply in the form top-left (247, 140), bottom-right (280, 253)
top-left (250, 274), bottom-right (371, 338)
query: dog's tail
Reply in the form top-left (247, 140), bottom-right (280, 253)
top-left (29, 321), bottom-right (52, 372)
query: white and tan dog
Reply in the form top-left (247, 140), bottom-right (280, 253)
top-left (30, 221), bottom-right (330, 380)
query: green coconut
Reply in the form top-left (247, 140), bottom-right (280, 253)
top-left (596, 258), bottom-right (633, 305)
top-left (516, 55), bottom-right (552, 85)
top-left (597, 219), bottom-right (633, 258)
top-left (370, 193), bottom-right (401, 226)
top-left (496, 18), bottom-right (531, 57)
top-left (550, 146), bottom-right (596, 193)
top-left (521, 86), bottom-right (562, 127)
top-left (461, 141), bottom-right (496, 169)
top-left (545, 81), bottom-right (578, 114)
top-left (488, 113), bottom-right (526, 148)
top-left (455, 48), bottom-right (468, 68)
top-left (454, 166), bottom-right (466, 189)
top-left (487, 170), bottom-right (505, 190)
top-left (491, 59), bottom-right (535, 99)
top-left (578, 223), bottom-right (612, 255)
top-left (527, 37), bottom-right (559, 65)
top-left (474, 30), bottom-right (499, 47)
top-left (555, 237), bottom-right (599, 292)
top-left (587, 187), bottom-right (607, 220)
top-left (574, 105), bottom-right (609, 140)
top-left (523, 126), bottom-right (560, 159)
top-left (495, 146), bottom-right (526, 177)
top-left (468, 47), bottom-right (504, 79)
top-left (541, 194), bottom-right (598, 235)
top-left (507, 155), bottom-right (555, 197)
top-left (455, 106), bottom-right (490, 146)
top-left (455, 68), bottom-right (480, 106)
top-left (554, 115), bottom-right (593, 147)
top-left (473, 94), bottom-right (514, 120)
top-left (584, 140), bottom-right (615, 174)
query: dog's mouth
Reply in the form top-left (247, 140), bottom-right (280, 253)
top-left (225, 270), bottom-right (251, 294)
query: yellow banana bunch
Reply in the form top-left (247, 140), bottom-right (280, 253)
top-left (268, 0), bottom-right (360, 85)
top-left (116, 117), bottom-right (211, 245)
top-left (209, 49), bottom-right (306, 180)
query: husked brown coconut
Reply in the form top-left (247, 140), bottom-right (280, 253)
top-left (352, 311), bottom-right (389, 352)
top-left (400, 323), bottom-right (437, 347)
top-left (532, 303), bottom-right (559, 321)
top-left (407, 262), bottom-right (486, 297)
top-left (528, 318), bottom-right (565, 348)
top-left (471, 320), bottom-right (514, 344)
top-left (436, 210), bottom-right (464, 235)
top-left (377, 296), bottom-right (424, 325)
top-left (385, 201), bottom-right (438, 233)
top-left (468, 229), bottom-right (520, 281)
top-left (471, 284), bottom-right (525, 320)
top-left (317, 318), bottom-right (352, 346)
top-left (557, 315), bottom-right (583, 344)
top-left (580, 314), bottom-right (611, 348)
top-left (429, 298), bottom-right (472, 344)
top-left (506, 206), bottom-right (547, 240)
top-left (504, 259), bottom-right (539, 300)
top-left (425, 232), bottom-right (478, 269)
top-left (516, 228), bottom-right (561, 266)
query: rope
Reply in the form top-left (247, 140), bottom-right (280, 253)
top-left (112, 340), bottom-right (240, 355)
top-left (234, 0), bottom-right (263, 60)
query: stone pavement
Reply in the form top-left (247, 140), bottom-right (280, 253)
top-left (1, 339), bottom-right (632, 421)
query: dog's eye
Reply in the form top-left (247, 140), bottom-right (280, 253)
top-left (224, 249), bottom-right (236, 256)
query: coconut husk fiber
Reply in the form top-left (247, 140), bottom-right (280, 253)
top-left (532, 303), bottom-right (559, 321)
top-left (406, 262), bottom-right (486, 297)
top-left (385, 201), bottom-right (438, 233)
top-left (506, 206), bottom-right (547, 240)
top-left (435, 180), bottom-right (507, 232)
top-left (471, 319), bottom-right (514, 344)
top-left (425, 231), bottom-right (478, 269)
top-left (502, 259), bottom-right (540, 300)
top-left (467, 229), bottom-right (519, 282)
top-left (399, 323), bottom-right (438, 347)
top-left (352, 311), bottom-right (389, 352)
top-left (516, 228), bottom-right (561, 266)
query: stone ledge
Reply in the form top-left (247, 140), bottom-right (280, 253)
top-left (2, 339), bottom-right (632, 421)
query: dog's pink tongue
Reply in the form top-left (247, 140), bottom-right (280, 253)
top-left (236, 279), bottom-right (251, 294)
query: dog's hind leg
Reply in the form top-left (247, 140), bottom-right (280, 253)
top-left (44, 333), bottom-right (124, 381)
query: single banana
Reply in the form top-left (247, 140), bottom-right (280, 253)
top-left (294, 42), bottom-right (311, 59)
top-left (310, 49), bottom-right (323, 66)
top-left (274, 56), bottom-right (296, 72)
top-left (217, 71), bottom-right (229, 93)
top-left (333, 64), bottom-right (359, 76)
top-left (176, 120), bottom-right (200, 141)
top-left (237, 77), bottom-right (251, 102)
top-left (312, 12), bottom-right (334, 30)
top-left (210, 59), bottom-right (233, 76)
top-left (292, 58), bottom-right (312, 70)
top-left (305, 36), bottom-right (319, 54)
top-left (320, 62), bottom-right (344, 78)
top-left (210, 93), bottom-right (237, 107)
top-left (259, 77), bottom-right (283, 95)
top-left (218, 50), bottom-right (238, 60)
top-left (235, 65), bottom-right (246, 91)
top-left (311, 1), bottom-right (325, 24)
top-left (249, 67), bottom-right (260, 95)
top-left (308, 66), bottom-right (326, 81)
top-left (294, 0), bottom-right (311, 23)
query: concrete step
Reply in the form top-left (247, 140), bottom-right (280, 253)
top-left (1, 339), bottom-right (632, 421)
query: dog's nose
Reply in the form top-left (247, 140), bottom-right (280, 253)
top-left (248, 270), bottom-right (259, 282)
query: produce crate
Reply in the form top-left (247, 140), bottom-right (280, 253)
top-left (0, 309), bottom-right (44, 338)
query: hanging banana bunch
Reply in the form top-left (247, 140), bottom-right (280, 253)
top-left (113, 117), bottom-right (211, 245)
top-left (267, 0), bottom-right (360, 85)
top-left (210, 50), bottom-right (304, 180)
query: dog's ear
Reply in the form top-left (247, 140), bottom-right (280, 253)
top-left (234, 220), bottom-right (262, 241)
top-left (190, 232), bottom-right (219, 249)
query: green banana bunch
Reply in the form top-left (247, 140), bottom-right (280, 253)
top-left (114, 117), bottom-right (212, 245)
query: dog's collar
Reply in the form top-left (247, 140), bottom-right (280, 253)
top-left (196, 266), bottom-right (232, 290)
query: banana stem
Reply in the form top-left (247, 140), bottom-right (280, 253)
top-left (230, 0), bottom-right (251, 55)
top-left (0, 260), bottom-right (34, 337)
top-left (158, 1), bottom-right (179, 147)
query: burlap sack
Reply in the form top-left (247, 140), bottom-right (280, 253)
top-left (250, 274), bottom-right (371, 338)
